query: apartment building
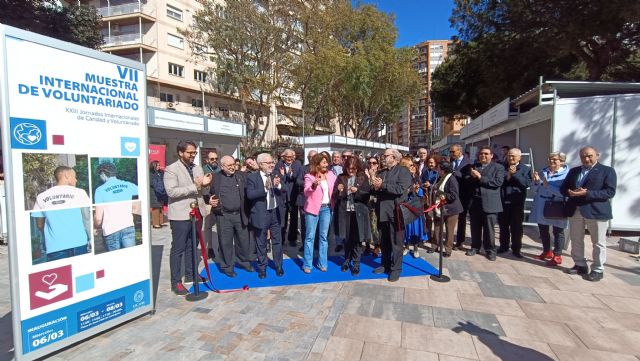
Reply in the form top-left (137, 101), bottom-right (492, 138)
top-left (392, 39), bottom-right (466, 152)
top-left (88, 0), bottom-right (332, 157)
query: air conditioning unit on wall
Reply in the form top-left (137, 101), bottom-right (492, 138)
top-left (167, 102), bottom-right (175, 109)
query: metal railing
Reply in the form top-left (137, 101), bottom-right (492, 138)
top-left (103, 33), bottom-right (142, 47)
top-left (97, 3), bottom-right (155, 17)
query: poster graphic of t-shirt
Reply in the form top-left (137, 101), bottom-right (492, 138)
top-left (33, 185), bottom-right (91, 209)
top-left (94, 178), bottom-right (139, 204)
top-left (31, 208), bottom-right (89, 253)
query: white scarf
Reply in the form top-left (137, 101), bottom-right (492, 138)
top-left (434, 173), bottom-right (452, 217)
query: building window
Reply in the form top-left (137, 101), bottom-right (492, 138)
top-left (194, 70), bottom-right (207, 82)
top-left (166, 4), bottom-right (183, 21)
top-left (160, 92), bottom-right (174, 102)
top-left (168, 63), bottom-right (184, 77)
top-left (167, 33), bottom-right (184, 49)
top-left (192, 98), bottom-right (203, 108)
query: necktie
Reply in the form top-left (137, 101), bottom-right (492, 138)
top-left (266, 176), bottom-right (276, 209)
top-left (454, 159), bottom-right (460, 169)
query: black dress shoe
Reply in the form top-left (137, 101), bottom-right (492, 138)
top-left (453, 243), bottom-right (464, 250)
top-left (512, 251), bottom-right (524, 258)
top-left (239, 264), bottom-right (254, 272)
top-left (388, 272), bottom-right (400, 282)
top-left (586, 270), bottom-right (603, 282)
top-left (207, 249), bottom-right (215, 260)
top-left (566, 265), bottom-right (589, 275)
top-left (496, 247), bottom-right (509, 254)
top-left (341, 263), bottom-right (349, 272)
top-left (372, 266), bottom-right (387, 274)
top-left (486, 252), bottom-right (497, 261)
top-left (276, 268), bottom-right (284, 277)
top-left (258, 271), bottom-right (266, 279)
top-left (351, 265), bottom-right (360, 276)
top-left (465, 249), bottom-right (478, 256)
top-left (223, 271), bottom-right (237, 278)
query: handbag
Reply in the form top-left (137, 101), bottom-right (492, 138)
top-left (543, 199), bottom-right (566, 219)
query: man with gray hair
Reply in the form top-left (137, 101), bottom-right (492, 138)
top-left (560, 146), bottom-right (616, 282)
top-left (497, 148), bottom-right (532, 258)
top-left (276, 148), bottom-right (304, 246)
top-left (370, 148), bottom-right (413, 282)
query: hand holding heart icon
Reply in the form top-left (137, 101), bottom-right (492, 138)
top-left (42, 273), bottom-right (58, 286)
top-left (124, 142), bottom-right (137, 152)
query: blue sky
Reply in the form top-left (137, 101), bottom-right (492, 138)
top-left (358, 0), bottom-right (457, 47)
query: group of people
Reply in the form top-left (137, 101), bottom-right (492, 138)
top-left (161, 140), bottom-right (617, 296)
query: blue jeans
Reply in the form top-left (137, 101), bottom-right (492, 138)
top-left (104, 226), bottom-right (136, 251)
top-left (303, 206), bottom-right (331, 270)
top-left (47, 245), bottom-right (89, 262)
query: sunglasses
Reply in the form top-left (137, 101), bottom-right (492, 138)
top-left (368, 161), bottom-right (378, 165)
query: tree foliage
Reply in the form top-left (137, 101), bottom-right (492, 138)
top-left (182, 0), bottom-right (421, 143)
top-left (0, 0), bottom-right (103, 49)
top-left (431, 0), bottom-right (640, 118)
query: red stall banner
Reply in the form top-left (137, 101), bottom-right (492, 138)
top-left (149, 144), bottom-right (166, 169)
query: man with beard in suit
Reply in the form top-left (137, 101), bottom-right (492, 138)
top-left (371, 148), bottom-right (413, 282)
top-left (275, 149), bottom-right (304, 247)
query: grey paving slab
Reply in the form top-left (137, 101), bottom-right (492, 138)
top-left (612, 272), bottom-right (640, 286)
top-left (348, 283), bottom-right (405, 303)
top-left (477, 271), bottom-right (544, 303)
top-left (432, 306), bottom-right (505, 336)
top-left (444, 259), bottom-right (484, 282)
top-left (343, 297), bottom-right (435, 326)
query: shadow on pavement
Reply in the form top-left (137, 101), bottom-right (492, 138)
top-left (0, 312), bottom-right (14, 361)
top-left (151, 245), bottom-right (163, 308)
top-left (453, 321), bottom-right (553, 361)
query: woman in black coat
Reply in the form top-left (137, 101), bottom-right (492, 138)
top-left (333, 156), bottom-right (371, 275)
top-left (430, 160), bottom-right (463, 257)
top-left (149, 161), bottom-right (168, 228)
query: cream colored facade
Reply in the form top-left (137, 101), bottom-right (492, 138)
top-left (89, 0), bottom-right (326, 147)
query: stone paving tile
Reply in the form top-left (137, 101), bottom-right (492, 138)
top-left (443, 260), bottom-right (484, 282)
top-left (428, 279), bottom-right (483, 295)
top-left (332, 314), bottom-right (402, 346)
top-left (549, 277), bottom-right (640, 298)
top-left (401, 323), bottom-right (478, 359)
top-left (403, 288), bottom-right (461, 309)
top-left (496, 273), bottom-right (560, 290)
top-left (495, 315), bottom-right (585, 347)
top-left (342, 298), bottom-right (435, 326)
top-left (360, 341), bottom-right (440, 361)
top-left (466, 261), bottom-right (520, 275)
top-left (458, 293), bottom-right (526, 317)
top-left (516, 301), bottom-right (607, 329)
top-left (548, 344), bottom-right (640, 361)
top-left (612, 272), bottom-right (640, 286)
top-left (348, 283), bottom-right (404, 303)
top-left (534, 289), bottom-right (610, 308)
top-left (437, 355), bottom-right (478, 361)
top-left (477, 272), bottom-right (544, 303)
top-left (471, 335), bottom-right (558, 361)
top-left (431, 307), bottom-right (505, 336)
top-left (593, 294), bottom-right (640, 314)
top-left (566, 322), bottom-right (640, 355)
top-left (318, 336), bottom-right (363, 361)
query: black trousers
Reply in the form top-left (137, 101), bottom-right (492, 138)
top-left (282, 203), bottom-right (300, 244)
top-left (254, 209), bottom-right (283, 272)
top-left (499, 202), bottom-right (525, 252)
top-left (343, 211), bottom-right (362, 266)
top-left (456, 197), bottom-right (470, 245)
top-left (378, 221), bottom-right (404, 274)
top-left (169, 219), bottom-right (201, 286)
top-left (469, 202), bottom-right (497, 254)
top-left (217, 212), bottom-right (251, 272)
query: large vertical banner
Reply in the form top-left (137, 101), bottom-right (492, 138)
top-left (0, 26), bottom-right (153, 360)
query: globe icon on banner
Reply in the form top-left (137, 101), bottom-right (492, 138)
top-left (13, 123), bottom-right (42, 146)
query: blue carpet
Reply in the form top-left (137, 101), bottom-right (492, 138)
top-left (191, 254), bottom-right (439, 292)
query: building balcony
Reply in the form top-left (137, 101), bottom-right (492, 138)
top-left (102, 32), bottom-right (157, 51)
top-left (97, 3), bottom-right (156, 19)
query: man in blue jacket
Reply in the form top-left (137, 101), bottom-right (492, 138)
top-left (560, 146), bottom-right (616, 282)
top-left (497, 148), bottom-right (532, 258)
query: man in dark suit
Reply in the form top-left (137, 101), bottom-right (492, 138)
top-left (275, 149), bottom-right (304, 247)
top-left (208, 155), bottom-right (253, 277)
top-left (371, 148), bottom-right (413, 282)
top-left (246, 153), bottom-right (285, 279)
top-left (449, 144), bottom-right (472, 249)
top-left (498, 148), bottom-right (532, 258)
top-left (560, 146), bottom-right (616, 282)
top-left (465, 146), bottom-right (505, 261)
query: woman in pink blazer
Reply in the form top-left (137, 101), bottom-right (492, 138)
top-left (302, 153), bottom-right (337, 273)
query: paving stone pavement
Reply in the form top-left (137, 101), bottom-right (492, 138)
top-left (1, 226), bottom-right (640, 360)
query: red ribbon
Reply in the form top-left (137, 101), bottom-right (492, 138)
top-left (190, 208), bottom-right (249, 294)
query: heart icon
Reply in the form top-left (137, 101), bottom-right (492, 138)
top-left (42, 273), bottom-right (58, 286)
top-left (124, 142), bottom-right (137, 152)
top-left (27, 135), bottom-right (37, 142)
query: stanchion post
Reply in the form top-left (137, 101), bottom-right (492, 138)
top-left (430, 203), bottom-right (451, 283)
top-left (186, 202), bottom-right (208, 301)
